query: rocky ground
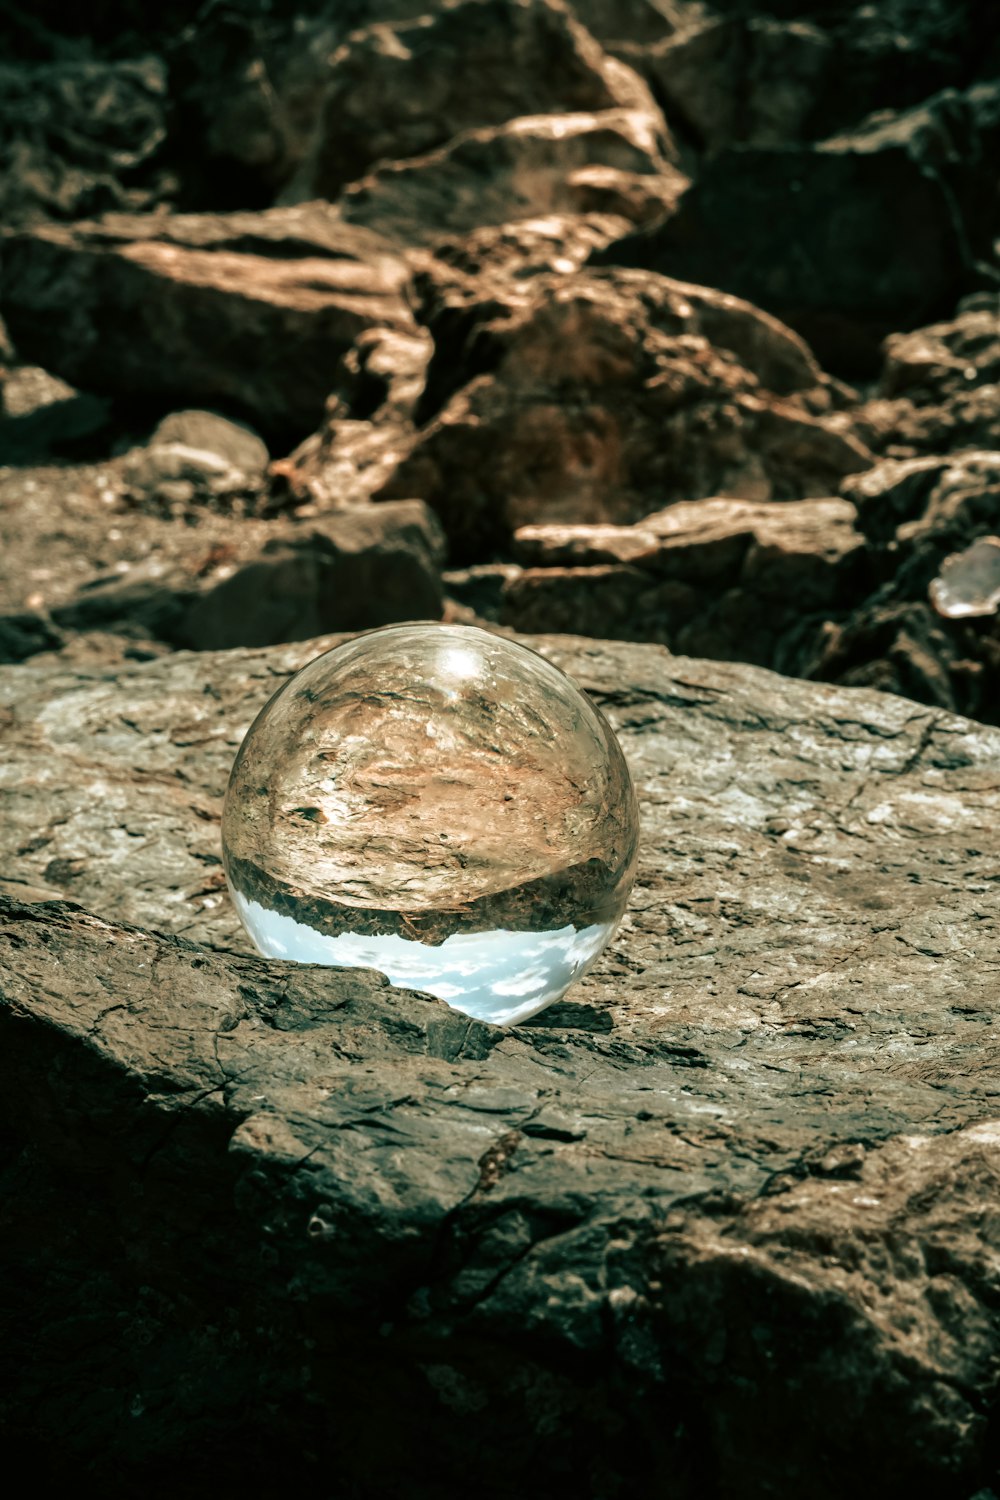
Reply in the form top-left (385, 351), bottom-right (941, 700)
top-left (1, 0), bottom-right (1000, 1495)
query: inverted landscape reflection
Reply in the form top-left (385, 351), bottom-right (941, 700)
top-left (233, 889), bottom-right (613, 1025)
top-left (222, 623), bottom-right (639, 1024)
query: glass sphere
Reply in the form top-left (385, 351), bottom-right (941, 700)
top-left (222, 623), bottom-right (639, 1025)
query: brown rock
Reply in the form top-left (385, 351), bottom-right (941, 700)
top-left (501, 496), bottom-right (866, 667)
top-left (424, 209), bottom-right (635, 280)
top-left (419, 210), bottom-right (638, 288)
top-left (183, 501), bottom-right (445, 650)
top-left (338, 110), bottom-right (687, 246)
top-left (286, 0), bottom-right (675, 202)
top-left (879, 297), bottom-right (1000, 403)
top-left (372, 267), bottom-right (870, 557)
top-left (0, 461), bottom-right (444, 661)
top-left (55, 501), bottom-right (445, 653)
top-left (0, 206), bottom-right (418, 442)
top-left (857, 290), bottom-right (1000, 475)
top-left (278, 325), bottom-right (435, 510)
top-left (513, 521), bottom-right (662, 566)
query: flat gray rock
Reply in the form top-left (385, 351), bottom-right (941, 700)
top-left (3, 630), bottom-right (1000, 1494)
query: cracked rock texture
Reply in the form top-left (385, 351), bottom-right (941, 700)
top-left (3, 633), bottom-right (1000, 1496)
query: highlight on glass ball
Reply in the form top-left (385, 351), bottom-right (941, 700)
top-left (222, 623), bottom-right (639, 1025)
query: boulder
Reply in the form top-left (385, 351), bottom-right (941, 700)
top-left (371, 267), bottom-right (870, 557)
top-left (468, 497), bottom-right (868, 671)
top-left (123, 410), bottom-right (271, 515)
top-left (166, 0), bottom-right (651, 210)
top-left (0, 361), bottom-right (112, 464)
top-left (880, 299), bottom-right (1000, 403)
top-left (285, 0), bottom-right (674, 202)
top-left (593, 84), bottom-right (1000, 373)
top-left (168, 501), bottom-right (445, 651)
top-left (3, 631), bottom-right (1000, 1495)
top-left (276, 325), bottom-right (435, 510)
top-left (0, 206), bottom-right (418, 443)
top-left (338, 110), bottom-right (688, 246)
top-left (422, 209), bottom-right (636, 280)
top-left (148, 409), bottom-right (270, 476)
top-left (0, 472), bottom-right (444, 660)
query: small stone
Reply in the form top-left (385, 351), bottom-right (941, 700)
top-left (930, 537), bottom-right (1000, 619)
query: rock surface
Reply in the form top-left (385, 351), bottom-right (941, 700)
top-left (594, 84), bottom-right (1000, 372)
top-left (339, 109), bottom-right (688, 245)
top-left (493, 496), bottom-right (867, 670)
top-left (0, 461), bottom-right (445, 660)
top-left (0, 206), bottom-right (419, 442)
top-left (284, 0), bottom-right (671, 201)
top-left (371, 267), bottom-right (870, 557)
top-left (3, 630), bottom-right (1000, 1495)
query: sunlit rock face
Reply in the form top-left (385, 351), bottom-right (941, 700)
top-left (222, 623), bottom-right (639, 1023)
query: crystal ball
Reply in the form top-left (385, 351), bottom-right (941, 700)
top-left (222, 623), bottom-right (639, 1025)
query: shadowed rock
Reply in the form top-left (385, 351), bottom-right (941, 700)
top-left (0, 492), bottom-right (444, 660)
top-left (0, 206), bottom-right (418, 442)
top-left (452, 497), bottom-right (868, 669)
top-left (0, 55), bottom-right (168, 226)
top-left (813, 451), bottom-right (1000, 717)
top-left (285, 0), bottom-right (674, 201)
top-left (593, 84), bottom-right (1000, 373)
top-left (640, 12), bottom-right (832, 147)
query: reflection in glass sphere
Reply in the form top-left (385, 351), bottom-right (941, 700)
top-left (222, 623), bottom-right (639, 1025)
